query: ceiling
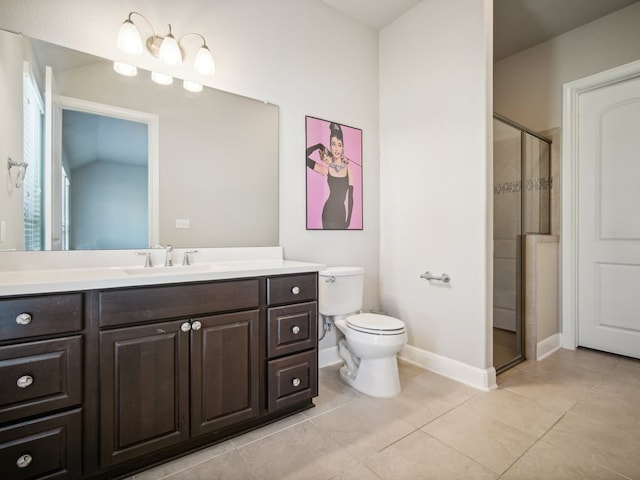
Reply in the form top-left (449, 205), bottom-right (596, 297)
top-left (319, 0), bottom-right (639, 60)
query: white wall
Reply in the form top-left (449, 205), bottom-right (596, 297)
top-left (379, 0), bottom-right (493, 375)
top-left (0, 0), bottom-right (381, 316)
top-left (494, 1), bottom-right (640, 132)
top-left (0, 30), bottom-right (26, 250)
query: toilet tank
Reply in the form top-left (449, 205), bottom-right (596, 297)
top-left (318, 266), bottom-right (365, 316)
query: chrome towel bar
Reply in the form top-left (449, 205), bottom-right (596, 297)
top-left (420, 271), bottom-right (451, 283)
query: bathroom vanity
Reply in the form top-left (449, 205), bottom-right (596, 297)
top-left (0, 248), bottom-right (321, 479)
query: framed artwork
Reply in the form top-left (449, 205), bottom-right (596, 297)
top-left (305, 116), bottom-right (363, 230)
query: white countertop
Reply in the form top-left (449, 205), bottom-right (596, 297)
top-left (0, 247), bottom-right (325, 297)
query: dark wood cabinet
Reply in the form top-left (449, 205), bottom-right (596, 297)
top-left (1, 271), bottom-right (318, 479)
top-left (99, 320), bottom-right (190, 468)
top-left (0, 293), bottom-right (84, 480)
top-left (191, 311), bottom-right (260, 435)
top-left (98, 281), bottom-right (264, 468)
top-left (266, 274), bottom-right (319, 413)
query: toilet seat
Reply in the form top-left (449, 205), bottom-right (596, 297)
top-left (346, 313), bottom-right (405, 335)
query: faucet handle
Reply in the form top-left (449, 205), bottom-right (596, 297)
top-left (136, 251), bottom-right (153, 268)
top-left (182, 250), bottom-right (198, 266)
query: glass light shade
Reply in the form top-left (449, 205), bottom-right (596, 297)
top-left (159, 33), bottom-right (182, 66)
top-left (113, 62), bottom-right (138, 77)
top-left (151, 71), bottom-right (173, 85)
top-left (183, 80), bottom-right (203, 93)
top-left (193, 45), bottom-right (215, 76)
top-left (117, 19), bottom-right (144, 55)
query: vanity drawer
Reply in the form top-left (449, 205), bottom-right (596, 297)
top-left (0, 294), bottom-right (83, 342)
top-left (0, 336), bottom-right (82, 424)
top-left (99, 279), bottom-right (260, 327)
top-left (267, 273), bottom-right (317, 306)
top-left (0, 408), bottom-right (82, 480)
top-left (267, 350), bottom-right (318, 411)
top-left (267, 302), bottom-right (317, 358)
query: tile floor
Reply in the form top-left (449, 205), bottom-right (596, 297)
top-left (129, 348), bottom-right (640, 479)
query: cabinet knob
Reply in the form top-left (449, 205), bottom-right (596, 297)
top-left (15, 313), bottom-right (32, 325)
top-left (16, 454), bottom-right (32, 468)
top-left (191, 320), bottom-right (202, 331)
top-left (291, 325), bottom-right (301, 335)
top-left (292, 377), bottom-right (301, 387)
top-left (181, 322), bottom-right (191, 332)
top-left (17, 375), bottom-right (34, 388)
top-left (291, 286), bottom-right (300, 295)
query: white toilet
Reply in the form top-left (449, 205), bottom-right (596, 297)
top-left (319, 266), bottom-right (407, 398)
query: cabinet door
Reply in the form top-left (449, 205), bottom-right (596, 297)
top-left (191, 311), bottom-right (260, 436)
top-left (99, 320), bottom-right (190, 468)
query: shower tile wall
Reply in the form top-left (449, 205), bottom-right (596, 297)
top-left (541, 127), bottom-right (561, 236)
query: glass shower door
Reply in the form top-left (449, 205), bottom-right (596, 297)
top-left (493, 118), bottom-right (523, 371)
top-left (493, 114), bottom-right (552, 373)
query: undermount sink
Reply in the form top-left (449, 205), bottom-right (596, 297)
top-left (122, 264), bottom-right (229, 275)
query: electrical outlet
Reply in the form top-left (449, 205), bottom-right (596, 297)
top-left (175, 219), bottom-right (190, 229)
top-left (0, 220), bottom-right (6, 243)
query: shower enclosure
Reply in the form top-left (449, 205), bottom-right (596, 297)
top-left (493, 114), bottom-right (551, 373)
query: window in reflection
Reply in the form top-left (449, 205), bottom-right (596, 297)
top-left (22, 65), bottom-right (44, 251)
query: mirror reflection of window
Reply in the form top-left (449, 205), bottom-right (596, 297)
top-left (61, 166), bottom-right (70, 250)
top-left (22, 65), bottom-right (45, 251)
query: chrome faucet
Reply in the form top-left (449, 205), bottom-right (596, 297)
top-left (154, 244), bottom-right (173, 267)
top-left (182, 250), bottom-right (198, 266)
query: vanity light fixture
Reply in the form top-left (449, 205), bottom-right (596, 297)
top-left (183, 80), bottom-right (203, 93)
top-left (113, 62), bottom-right (137, 77)
top-left (151, 71), bottom-right (174, 86)
top-left (115, 11), bottom-right (216, 90)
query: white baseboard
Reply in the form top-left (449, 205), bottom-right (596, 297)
top-left (537, 333), bottom-right (563, 360)
top-left (318, 346), bottom-right (342, 368)
top-left (399, 345), bottom-right (497, 391)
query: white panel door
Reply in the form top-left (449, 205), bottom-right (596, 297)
top-left (578, 75), bottom-right (640, 358)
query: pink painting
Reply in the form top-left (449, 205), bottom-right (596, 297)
top-left (305, 116), bottom-right (363, 230)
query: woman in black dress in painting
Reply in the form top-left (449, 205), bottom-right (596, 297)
top-left (306, 122), bottom-right (354, 229)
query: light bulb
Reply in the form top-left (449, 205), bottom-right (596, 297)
top-left (183, 80), bottom-right (203, 93)
top-left (151, 71), bottom-right (173, 85)
top-left (113, 62), bottom-right (138, 77)
top-left (159, 30), bottom-right (182, 66)
top-left (117, 19), bottom-right (143, 55)
top-left (193, 45), bottom-right (215, 76)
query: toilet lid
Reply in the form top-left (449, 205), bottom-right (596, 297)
top-left (346, 313), bottom-right (405, 335)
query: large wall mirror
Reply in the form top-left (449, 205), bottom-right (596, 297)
top-left (0, 29), bottom-right (279, 251)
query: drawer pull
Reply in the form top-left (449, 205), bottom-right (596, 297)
top-left (16, 313), bottom-right (32, 325)
top-left (16, 454), bottom-right (33, 468)
top-left (191, 320), bottom-right (202, 331)
top-left (291, 325), bottom-right (301, 335)
top-left (291, 286), bottom-right (300, 295)
top-left (292, 377), bottom-right (301, 387)
top-left (17, 375), bottom-right (34, 388)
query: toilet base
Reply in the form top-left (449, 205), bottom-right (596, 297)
top-left (339, 355), bottom-right (401, 398)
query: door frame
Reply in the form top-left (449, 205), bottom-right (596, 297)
top-left (561, 58), bottom-right (640, 349)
